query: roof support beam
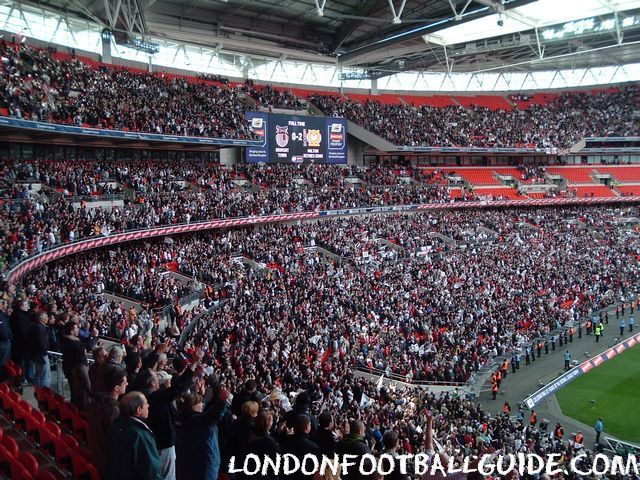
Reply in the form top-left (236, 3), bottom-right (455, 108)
top-left (387, 0), bottom-right (408, 25)
top-left (332, 0), bottom-right (381, 51)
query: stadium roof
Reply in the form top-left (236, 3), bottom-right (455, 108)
top-left (19, 0), bottom-right (640, 76)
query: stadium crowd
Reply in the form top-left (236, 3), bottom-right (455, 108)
top-left (309, 86), bottom-right (640, 149)
top-left (1, 159), bottom-right (455, 276)
top-left (1, 203), bottom-right (638, 478)
top-left (1, 40), bottom-right (639, 149)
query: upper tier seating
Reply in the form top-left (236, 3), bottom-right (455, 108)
top-left (597, 166), bottom-right (640, 183)
top-left (452, 168), bottom-right (501, 185)
top-left (570, 185), bottom-right (617, 197)
top-left (453, 95), bottom-right (512, 110)
top-left (547, 167), bottom-right (597, 183)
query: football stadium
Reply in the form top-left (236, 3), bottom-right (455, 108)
top-left (0, 0), bottom-right (639, 478)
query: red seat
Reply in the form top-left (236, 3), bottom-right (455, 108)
top-left (13, 400), bottom-right (33, 430)
top-left (71, 413), bottom-right (89, 443)
top-left (25, 410), bottom-right (46, 443)
top-left (1, 435), bottom-right (19, 458)
top-left (45, 421), bottom-right (61, 439)
top-left (37, 470), bottom-right (58, 480)
top-left (61, 433), bottom-right (78, 450)
top-left (50, 436), bottom-right (72, 470)
top-left (70, 451), bottom-right (100, 480)
top-left (59, 402), bottom-right (79, 431)
top-left (8, 456), bottom-right (35, 480)
top-left (19, 451), bottom-right (38, 478)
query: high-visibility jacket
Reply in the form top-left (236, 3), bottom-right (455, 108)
top-left (492, 383), bottom-right (499, 393)
top-left (530, 413), bottom-right (537, 424)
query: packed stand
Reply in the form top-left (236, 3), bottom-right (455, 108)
top-left (309, 85), bottom-right (640, 149)
top-left (1, 204), bottom-right (638, 480)
top-left (0, 159), bottom-right (452, 276)
top-left (0, 42), bottom-right (255, 139)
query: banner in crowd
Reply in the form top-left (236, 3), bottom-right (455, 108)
top-left (245, 112), bottom-right (348, 164)
top-left (523, 332), bottom-right (640, 409)
top-left (0, 116), bottom-right (262, 146)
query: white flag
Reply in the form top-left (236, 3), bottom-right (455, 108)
top-left (376, 374), bottom-right (384, 391)
top-left (359, 393), bottom-right (373, 409)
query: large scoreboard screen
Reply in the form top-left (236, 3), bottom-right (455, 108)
top-left (245, 112), bottom-right (347, 164)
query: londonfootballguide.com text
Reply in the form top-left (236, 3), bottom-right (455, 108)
top-left (229, 453), bottom-right (639, 477)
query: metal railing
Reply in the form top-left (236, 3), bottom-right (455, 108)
top-left (178, 300), bottom-right (228, 346)
top-left (353, 365), bottom-right (467, 387)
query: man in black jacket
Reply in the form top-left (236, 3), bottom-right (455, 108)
top-left (282, 414), bottom-right (321, 480)
top-left (285, 391), bottom-right (319, 434)
top-left (313, 411), bottom-right (339, 456)
top-left (336, 420), bottom-right (372, 480)
top-left (30, 312), bottom-right (51, 387)
top-left (0, 302), bottom-right (12, 381)
top-left (231, 379), bottom-right (261, 417)
top-left (137, 349), bottom-right (202, 480)
top-left (9, 300), bottom-right (32, 382)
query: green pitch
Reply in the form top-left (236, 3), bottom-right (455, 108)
top-left (556, 344), bottom-right (640, 444)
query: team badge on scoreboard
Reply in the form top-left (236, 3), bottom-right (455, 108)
top-left (250, 117), bottom-right (266, 140)
top-left (328, 123), bottom-right (345, 149)
top-left (304, 129), bottom-right (322, 147)
top-left (275, 125), bottom-right (289, 147)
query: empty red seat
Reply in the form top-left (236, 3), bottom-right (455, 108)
top-left (19, 451), bottom-right (38, 478)
top-left (70, 451), bottom-right (100, 480)
top-left (1, 434), bottom-right (19, 458)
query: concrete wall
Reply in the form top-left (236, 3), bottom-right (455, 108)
top-left (220, 147), bottom-right (241, 166)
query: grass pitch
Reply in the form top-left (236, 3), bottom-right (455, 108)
top-left (555, 344), bottom-right (640, 444)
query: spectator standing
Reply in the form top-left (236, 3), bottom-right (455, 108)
top-left (313, 411), bottom-right (339, 456)
top-left (564, 351), bottom-right (571, 371)
top-left (174, 386), bottom-right (229, 480)
top-left (60, 322), bottom-right (91, 410)
top-left (102, 391), bottom-right (161, 480)
top-left (0, 301), bottom-right (12, 380)
top-left (10, 300), bottom-right (33, 382)
top-left (137, 350), bottom-right (202, 480)
top-left (30, 312), bottom-right (51, 387)
top-left (88, 365), bottom-right (128, 464)
top-left (595, 418), bottom-right (604, 445)
top-left (336, 420), bottom-right (372, 480)
top-left (247, 410), bottom-right (282, 480)
top-left (281, 414), bottom-right (321, 480)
